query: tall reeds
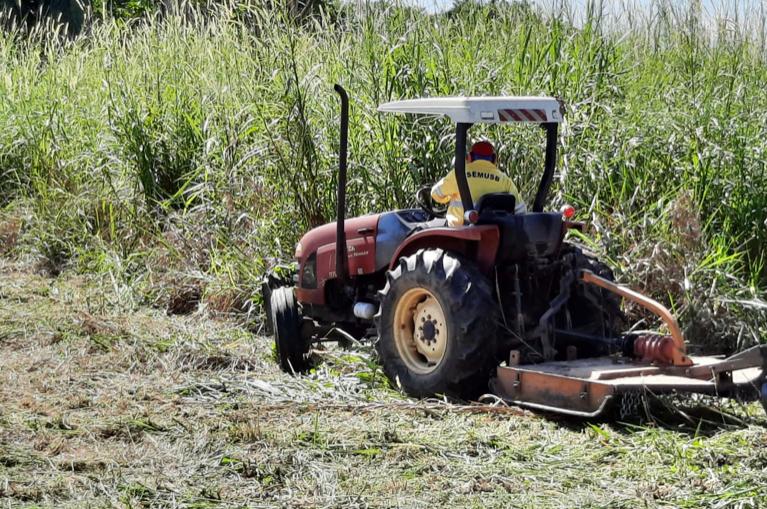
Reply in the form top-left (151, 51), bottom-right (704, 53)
top-left (0, 0), bottom-right (765, 348)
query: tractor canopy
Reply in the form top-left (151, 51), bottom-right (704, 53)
top-left (377, 96), bottom-right (564, 124)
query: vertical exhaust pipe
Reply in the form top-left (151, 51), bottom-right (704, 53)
top-left (333, 84), bottom-right (349, 283)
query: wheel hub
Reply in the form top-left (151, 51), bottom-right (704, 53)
top-left (392, 288), bottom-right (448, 374)
top-left (412, 296), bottom-right (446, 365)
top-left (420, 319), bottom-right (437, 344)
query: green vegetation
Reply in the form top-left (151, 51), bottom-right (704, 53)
top-left (0, 2), bottom-right (766, 335)
top-left (3, 0), bottom-right (766, 351)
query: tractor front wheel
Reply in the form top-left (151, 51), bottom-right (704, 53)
top-left (376, 249), bottom-right (499, 400)
top-left (270, 286), bottom-right (311, 373)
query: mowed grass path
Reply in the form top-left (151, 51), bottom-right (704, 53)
top-left (1, 259), bottom-right (766, 508)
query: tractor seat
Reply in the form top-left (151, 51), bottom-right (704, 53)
top-left (476, 192), bottom-right (516, 215)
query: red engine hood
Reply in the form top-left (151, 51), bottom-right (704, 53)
top-left (296, 214), bottom-right (381, 304)
top-left (296, 214), bottom-right (381, 261)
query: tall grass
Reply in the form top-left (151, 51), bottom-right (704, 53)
top-left (0, 0), bottom-right (765, 349)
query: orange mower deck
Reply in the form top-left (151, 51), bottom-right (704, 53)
top-left (491, 346), bottom-right (767, 417)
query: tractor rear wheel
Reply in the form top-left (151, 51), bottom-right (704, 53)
top-left (568, 247), bottom-right (625, 342)
top-left (375, 249), bottom-right (499, 400)
top-left (270, 286), bottom-right (311, 373)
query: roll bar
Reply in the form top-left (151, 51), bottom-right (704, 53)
top-left (454, 122), bottom-right (559, 223)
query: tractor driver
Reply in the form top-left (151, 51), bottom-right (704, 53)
top-left (431, 141), bottom-right (526, 227)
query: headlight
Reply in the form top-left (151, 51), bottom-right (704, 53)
top-left (300, 252), bottom-right (317, 289)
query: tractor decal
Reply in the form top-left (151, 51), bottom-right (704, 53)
top-left (466, 170), bottom-right (502, 181)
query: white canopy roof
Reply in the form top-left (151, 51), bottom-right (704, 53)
top-left (378, 96), bottom-right (563, 124)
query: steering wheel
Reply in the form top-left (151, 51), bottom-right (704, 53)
top-left (415, 185), bottom-right (447, 219)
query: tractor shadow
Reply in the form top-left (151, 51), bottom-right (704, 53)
top-left (547, 395), bottom-right (766, 437)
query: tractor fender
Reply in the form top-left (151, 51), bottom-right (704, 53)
top-left (388, 225), bottom-right (500, 274)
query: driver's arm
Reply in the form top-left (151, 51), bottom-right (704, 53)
top-left (431, 170), bottom-right (456, 204)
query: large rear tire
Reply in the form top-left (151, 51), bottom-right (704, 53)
top-left (270, 286), bottom-right (311, 373)
top-left (375, 249), bottom-right (499, 400)
top-left (569, 247), bottom-right (625, 339)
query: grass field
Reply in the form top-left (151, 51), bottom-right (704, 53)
top-left (2, 258), bottom-right (766, 508)
top-left (2, 0), bottom-right (767, 507)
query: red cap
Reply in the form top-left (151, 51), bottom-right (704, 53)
top-left (469, 141), bottom-right (495, 157)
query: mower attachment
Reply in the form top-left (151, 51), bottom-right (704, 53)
top-left (491, 345), bottom-right (767, 417)
top-left (491, 270), bottom-right (767, 417)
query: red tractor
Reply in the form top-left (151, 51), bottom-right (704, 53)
top-left (263, 85), bottom-right (767, 417)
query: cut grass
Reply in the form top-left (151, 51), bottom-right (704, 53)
top-left (1, 260), bottom-right (766, 508)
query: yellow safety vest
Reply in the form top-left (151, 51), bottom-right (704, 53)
top-left (431, 159), bottom-right (526, 227)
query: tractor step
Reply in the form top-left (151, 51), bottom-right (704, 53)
top-left (490, 344), bottom-right (767, 417)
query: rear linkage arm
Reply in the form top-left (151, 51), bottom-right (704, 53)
top-left (528, 266), bottom-right (694, 367)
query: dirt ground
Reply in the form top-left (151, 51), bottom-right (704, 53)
top-left (1, 258), bottom-right (766, 508)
